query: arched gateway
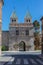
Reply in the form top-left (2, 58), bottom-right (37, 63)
top-left (19, 41), bottom-right (26, 51)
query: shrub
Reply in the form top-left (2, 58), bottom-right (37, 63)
top-left (1, 45), bottom-right (8, 51)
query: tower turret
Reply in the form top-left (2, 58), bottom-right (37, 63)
top-left (10, 11), bottom-right (18, 23)
top-left (24, 11), bottom-right (32, 23)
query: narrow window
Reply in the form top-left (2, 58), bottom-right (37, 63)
top-left (26, 20), bottom-right (28, 22)
top-left (29, 19), bottom-right (30, 22)
top-left (16, 30), bottom-right (19, 35)
top-left (26, 30), bottom-right (29, 35)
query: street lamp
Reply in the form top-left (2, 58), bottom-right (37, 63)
top-left (40, 16), bottom-right (43, 54)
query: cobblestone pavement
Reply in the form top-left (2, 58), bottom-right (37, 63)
top-left (4, 54), bottom-right (43, 65)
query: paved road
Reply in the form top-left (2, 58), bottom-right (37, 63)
top-left (4, 54), bottom-right (43, 65)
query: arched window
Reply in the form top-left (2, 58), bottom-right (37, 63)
top-left (12, 19), bottom-right (16, 22)
top-left (26, 19), bottom-right (30, 22)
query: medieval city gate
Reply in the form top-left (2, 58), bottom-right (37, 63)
top-left (19, 41), bottom-right (26, 51)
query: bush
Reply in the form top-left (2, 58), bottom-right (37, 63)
top-left (1, 45), bottom-right (8, 51)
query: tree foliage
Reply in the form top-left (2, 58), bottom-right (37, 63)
top-left (1, 45), bottom-right (8, 51)
top-left (33, 20), bottom-right (40, 50)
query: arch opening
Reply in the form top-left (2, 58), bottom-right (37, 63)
top-left (19, 41), bottom-right (26, 51)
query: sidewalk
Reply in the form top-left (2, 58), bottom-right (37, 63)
top-left (2, 50), bottom-right (41, 55)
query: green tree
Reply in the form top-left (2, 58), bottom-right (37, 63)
top-left (33, 20), bottom-right (40, 50)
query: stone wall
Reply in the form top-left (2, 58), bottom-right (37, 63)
top-left (2, 31), bottom-right (9, 48)
top-left (9, 23), bottom-right (34, 51)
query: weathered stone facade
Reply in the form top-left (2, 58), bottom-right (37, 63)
top-left (9, 11), bottom-right (34, 51)
top-left (2, 31), bottom-right (9, 48)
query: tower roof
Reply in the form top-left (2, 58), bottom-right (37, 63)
top-left (11, 11), bottom-right (18, 19)
top-left (25, 11), bottom-right (32, 19)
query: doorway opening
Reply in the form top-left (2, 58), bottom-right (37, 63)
top-left (19, 41), bottom-right (26, 51)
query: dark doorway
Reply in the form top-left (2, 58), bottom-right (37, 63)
top-left (19, 41), bottom-right (26, 51)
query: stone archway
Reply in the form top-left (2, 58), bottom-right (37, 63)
top-left (19, 41), bottom-right (26, 51)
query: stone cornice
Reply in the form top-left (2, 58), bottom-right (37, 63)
top-left (9, 23), bottom-right (33, 27)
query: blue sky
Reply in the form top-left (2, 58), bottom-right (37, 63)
top-left (2, 0), bottom-right (43, 30)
